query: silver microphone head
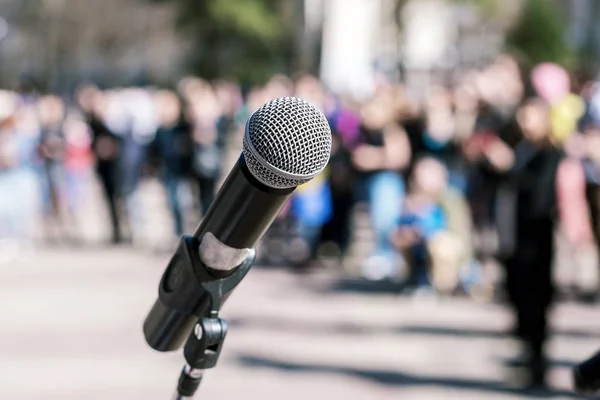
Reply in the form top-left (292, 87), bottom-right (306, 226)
top-left (243, 97), bottom-right (332, 189)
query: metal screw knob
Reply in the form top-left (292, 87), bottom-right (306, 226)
top-left (194, 323), bottom-right (203, 340)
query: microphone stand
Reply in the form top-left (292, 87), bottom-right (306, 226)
top-left (164, 237), bottom-right (256, 399)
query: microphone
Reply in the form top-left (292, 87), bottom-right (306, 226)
top-left (574, 350), bottom-right (600, 394)
top-left (142, 97), bottom-right (331, 398)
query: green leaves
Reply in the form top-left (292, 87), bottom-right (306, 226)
top-left (506, 0), bottom-right (573, 68)
top-left (208, 0), bottom-right (283, 42)
top-left (154, 0), bottom-right (292, 84)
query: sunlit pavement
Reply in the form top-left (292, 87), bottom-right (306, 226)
top-left (0, 245), bottom-right (597, 400)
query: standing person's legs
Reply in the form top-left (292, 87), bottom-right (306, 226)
top-left (43, 162), bottom-right (67, 241)
top-left (320, 193), bottom-right (354, 255)
top-left (362, 171), bottom-right (405, 280)
top-left (332, 194), bottom-right (354, 255)
top-left (528, 223), bottom-right (554, 384)
top-left (165, 171), bottom-right (184, 237)
top-left (97, 162), bottom-right (122, 244)
top-left (291, 220), bottom-right (322, 268)
top-left (584, 185), bottom-right (600, 298)
top-left (511, 220), bottom-right (554, 385)
top-left (120, 140), bottom-right (147, 241)
top-left (197, 176), bottom-right (217, 216)
top-left (586, 185), bottom-right (600, 248)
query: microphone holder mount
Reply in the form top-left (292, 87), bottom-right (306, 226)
top-left (162, 235), bottom-right (255, 399)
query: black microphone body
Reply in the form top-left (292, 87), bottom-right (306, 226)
top-left (574, 350), bottom-right (600, 394)
top-left (192, 156), bottom-right (294, 252)
top-left (143, 156), bottom-right (293, 352)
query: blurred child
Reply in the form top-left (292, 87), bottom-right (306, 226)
top-left (37, 95), bottom-right (68, 242)
top-left (63, 116), bottom-right (93, 238)
top-left (391, 157), bottom-right (466, 295)
top-left (392, 157), bottom-right (447, 290)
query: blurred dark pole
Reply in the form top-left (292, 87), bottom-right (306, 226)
top-left (17, 0), bottom-right (39, 87)
top-left (281, 0), bottom-right (324, 75)
top-left (48, 10), bottom-right (60, 92)
top-left (394, 0), bottom-right (407, 75)
top-left (584, 0), bottom-right (600, 70)
top-left (0, 16), bottom-right (8, 85)
top-left (280, 0), bottom-right (306, 74)
top-left (36, 0), bottom-right (84, 93)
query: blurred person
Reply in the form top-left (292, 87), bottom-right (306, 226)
top-left (353, 93), bottom-right (411, 280)
top-left (486, 54), bottom-right (525, 118)
top-left (62, 115), bottom-right (93, 239)
top-left (320, 95), bottom-right (361, 258)
top-left (187, 85), bottom-right (224, 216)
top-left (264, 74), bottom-right (294, 99)
top-left (76, 84), bottom-right (123, 244)
top-left (481, 98), bottom-right (562, 387)
top-left (464, 67), bottom-right (523, 261)
top-left (556, 155), bottom-right (599, 299)
top-left (0, 91), bottom-right (34, 243)
top-left (214, 80), bottom-right (243, 123)
top-left (452, 80), bottom-right (479, 142)
top-left (295, 74), bottom-right (325, 110)
top-left (406, 85), bottom-right (468, 193)
top-left (533, 64), bottom-right (595, 299)
top-left (37, 95), bottom-right (68, 242)
top-left (235, 86), bottom-right (266, 124)
top-left (289, 170), bottom-right (333, 270)
top-left (531, 63), bottom-right (585, 145)
top-left (153, 90), bottom-right (193, 238)
top-left (14, 81), bottom-right (38, 105)
top-left (104, 87), bottom-right (158, 244)
top-left (13, 99), bottom-right (44, 242)
top-left (391, 157), bottom-right (465, 296)
top-left (565, 81), bottom-right (600, 262)
top-left (574, 82), bottom-right (600, 252)
top-left (562, 93), bottom-right (600, 300)
top-left (214, 80), bottom-right (244, 158)
top-left (178, 76), bottom-right (210, 103)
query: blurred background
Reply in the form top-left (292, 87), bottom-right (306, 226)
top-left (1, 0), bottom-right (600, 398)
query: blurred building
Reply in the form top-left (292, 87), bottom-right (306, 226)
top-left (317, 0), bottom-right (521, 100)
top-left (0, 0), bottom-right (189, 90)
top-left (319, 0), bottom-right (386, 100)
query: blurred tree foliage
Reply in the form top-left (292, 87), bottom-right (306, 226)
top-left (505, 0), bottom-right (573, 69)
top-left (151, 0), bottom-right (295, 85)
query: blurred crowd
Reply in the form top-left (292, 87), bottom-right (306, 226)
top-left (3, 53), bottom-right (600, 386)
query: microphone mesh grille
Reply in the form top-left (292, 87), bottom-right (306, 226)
top-left (243, 97), bottom-right (332, 189)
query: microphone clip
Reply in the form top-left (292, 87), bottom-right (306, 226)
top-left (185, 316), bottom-right (228, 370)
top-left (165, 236), bottom-right (255, 399)
top-left (176, 316), bottom-right (229, 398)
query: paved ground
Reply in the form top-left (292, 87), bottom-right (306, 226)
top-left (0, 245), bottom-right (597, 400)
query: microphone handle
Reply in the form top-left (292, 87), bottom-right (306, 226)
top-left (193, 155), bottom-right (293, 273)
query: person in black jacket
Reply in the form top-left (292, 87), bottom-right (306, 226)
top-left (477, 97), bottom-right (562, 387)
top-left (153, 90), bottom-right (193, 238)
top-left (76, 84), bottom-right (123, 244)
